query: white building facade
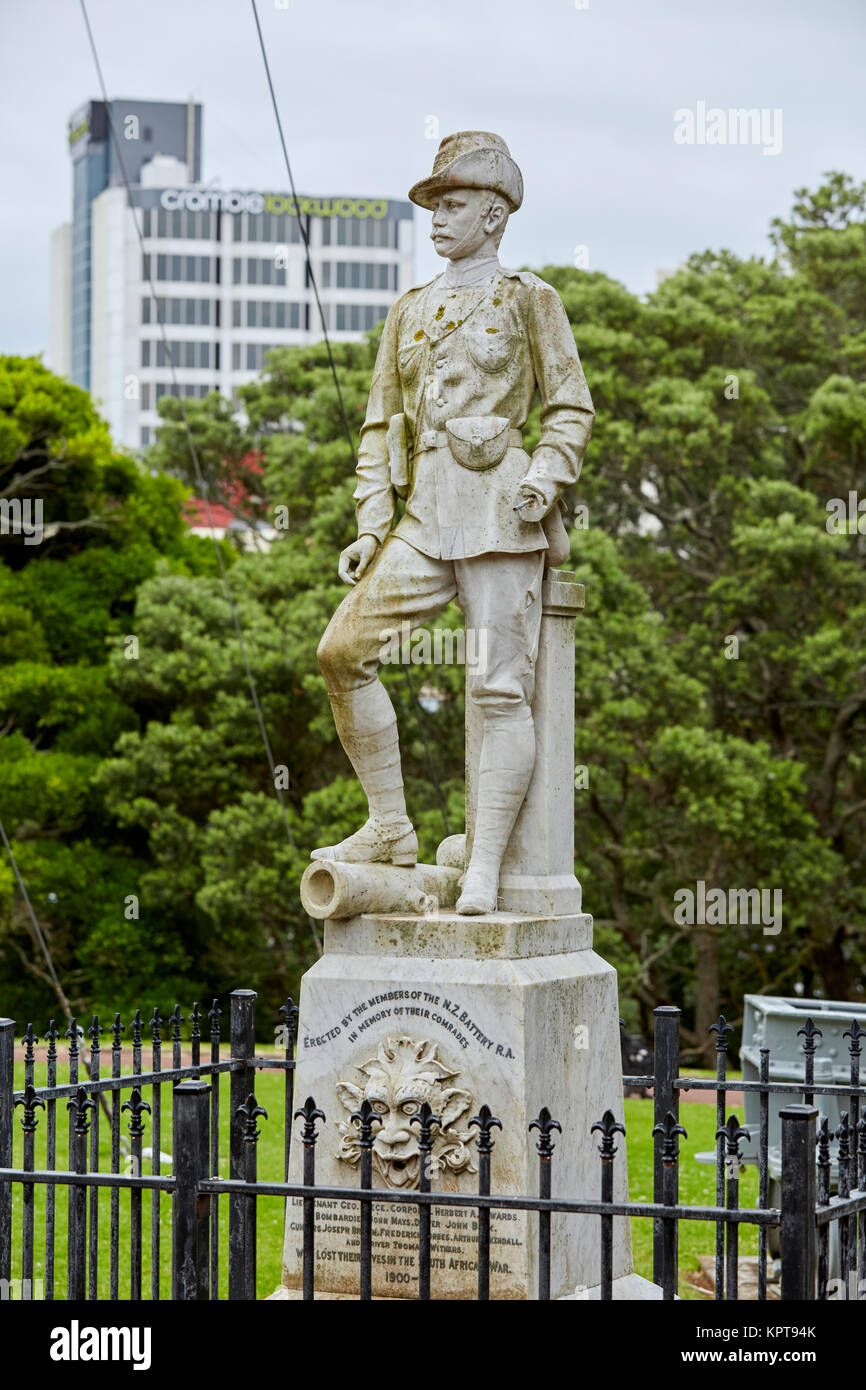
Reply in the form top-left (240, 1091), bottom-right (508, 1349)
top-left (50, 100), bottom-right (415, 450)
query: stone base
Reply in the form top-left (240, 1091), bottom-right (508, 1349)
top-left (281, 914), bottom-right (634, 1301)
top-left (323, 909), bottom-right (593, 959)
top-left (269, 1272), bottom-right (662, 1301)
top-left (565, 1273), bottom-right (664, 1300)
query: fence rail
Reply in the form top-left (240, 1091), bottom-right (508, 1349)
top-left (1, 994), bottom-right (865, 1300)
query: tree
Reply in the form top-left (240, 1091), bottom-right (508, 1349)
top-left (4, 174), bottom-right (863, 1049)
top-left (0, 357), bottom-right (222, 1021)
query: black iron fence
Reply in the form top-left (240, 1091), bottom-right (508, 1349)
top-left (1, 993), bottom-right (865, 1301)
top-left (0, 989), bottom-right (298, 1302)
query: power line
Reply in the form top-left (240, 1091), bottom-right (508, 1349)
top-left (249, 0), bottom-right (358, 457)
top-left (78, 0), bottom-right (303, 877)
top-left (249, 0), bottom-right (450, 836)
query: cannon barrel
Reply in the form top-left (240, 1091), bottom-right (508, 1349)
top-left (300, 860), bottom-right (461, 920)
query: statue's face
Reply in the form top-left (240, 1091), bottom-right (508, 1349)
top-left (430, 186), bottom-right (506, 261)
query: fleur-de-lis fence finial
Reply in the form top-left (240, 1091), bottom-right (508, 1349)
top-left (652, 1110), bottom-right (688, 1164)
top-left (709, 1015), bottom-right (734, 1053)
top-left (87, 1015), bottom-right (103, 1050)
top-left (44, 1018), bottom-right (59, 1060)
top-left (279, 997), bottom-right (299, 1046)
top-left (529, 1107), bottom-right (562, 1157)
top-left (716, 1114), bottom-right (751, 1166)
top-left (190, 1001), bottom-right (202, 1043)
top-left (111, 1013), bottom-right (124, 1051)
top-left (350, 1097), bottom-right (382, 1149)
top-left (169, 1004), bottom-right (185, 1045)
top-left (238, 1093), bottom-right (268, 1143)
top-left (67, 1086), bottom-right (95, 1135)
top-left (148, 1007), bottom-right (165, 1045)
top-left (21, 1022), bottom-right (37, 1063)
top-left (469, 1104), bottom-right (503, 1155)
top-left (836, 1112), bottom-right (851, 1166)
top-left (844, 1020), bottom-right (865, 1059)
top-left (294, 1096), bottom-right (325, 1145)
top-left (410, 1100), bottom-right (443, 1152)
top-left (591, 1109), bottom-right (626, 1160)
top-left (208, 998), bottom-right (222, 1042)
top-left (65, 1017), bottom-right (80, 1058)
top-left (817, 1116), bottom-right (832, 1168)
top-left (131, 1009), bottom-right (143, 1049)
top-left (411, 1101), bottom-right (443, 1188)
top-left (122, 1087), bottom-right (151, 1136)
top-left (15, 1083), bottom-right (46, 1133)
top-left (797, 1018), bottom-right (823, 1054)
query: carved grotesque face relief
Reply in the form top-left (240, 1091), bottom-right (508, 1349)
top-left (336, 1036), bottom-right (477, 1190)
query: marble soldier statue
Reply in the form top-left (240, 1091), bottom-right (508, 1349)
top-left (313, 131), bottom-right (594, 915)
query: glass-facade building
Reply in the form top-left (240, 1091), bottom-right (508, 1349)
top-left (51, 100), bottom-right (415, 449)
top-left (65, 99), bottom-right (203, 391)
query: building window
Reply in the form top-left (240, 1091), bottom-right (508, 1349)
top-left (334, 304), bottom-right (390, 332)
top-left (332, 219), bottom-right (397, 248)
top-left (140, 383), bottom-right (151, 409)
top-left (140, 425), bottom-right (151, 447)
top-left (141, 341), bottom-right (151, 367)
top-left (150, 255), bottom-right (213, 283)
top-left (150, 340), bottom-right (213, 370)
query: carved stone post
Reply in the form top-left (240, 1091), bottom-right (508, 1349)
top-left (466, 568), bottom-right (585, 918)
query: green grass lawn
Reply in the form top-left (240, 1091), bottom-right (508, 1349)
top-left (7, 1062), bottom-right (754, 1299)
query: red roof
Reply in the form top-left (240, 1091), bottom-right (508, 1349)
top-left (183, 451), bottom-right (264, 530)
top-left (183, 499), bottom-right (237, 529)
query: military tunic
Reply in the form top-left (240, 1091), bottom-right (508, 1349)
top-left (318, 262), bottom-right (594, 709)
top-left (353, 265), bottom-right (595, 560)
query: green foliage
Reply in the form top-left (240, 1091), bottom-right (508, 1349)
top-left (0, 355), bottom-right (224, 1021)
top-left (1, 175), bottom-right (864, 1051)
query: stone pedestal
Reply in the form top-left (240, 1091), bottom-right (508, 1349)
top-left (281, 913), bottom-right (632, 1300)
top-left (282, 569), bottom-right (652, 1299)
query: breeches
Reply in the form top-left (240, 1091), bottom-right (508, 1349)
top-left (317, 536), bottom-right (545, 716)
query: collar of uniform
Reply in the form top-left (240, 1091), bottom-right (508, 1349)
top-left (441, 254), bottom-right (502, 288)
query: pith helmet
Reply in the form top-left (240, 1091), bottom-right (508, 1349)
top-left (409, 131), bottom-right (523, 212)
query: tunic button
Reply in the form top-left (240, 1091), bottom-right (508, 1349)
top-left (436, 358), bottom-right (446, 368)
top-left (436, 398), bottom-right (446, 408)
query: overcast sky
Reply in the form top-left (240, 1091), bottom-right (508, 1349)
top-left (2, 0), bottom-right (864, 357)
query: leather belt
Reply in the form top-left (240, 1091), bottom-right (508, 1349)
top-left (414, 427), bottom-right (522, 456)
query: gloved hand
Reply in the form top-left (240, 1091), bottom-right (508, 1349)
top-left (512, 483), bottom-right (549, 524)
